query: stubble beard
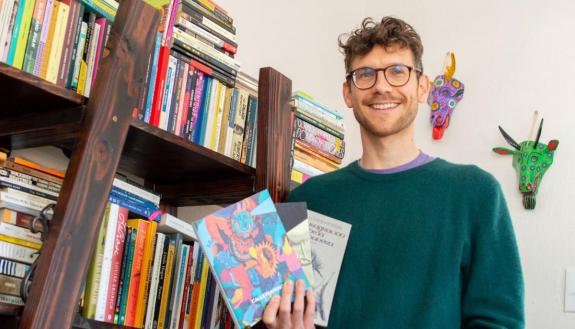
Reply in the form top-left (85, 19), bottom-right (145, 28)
top-left (352, 95), bottom-right (419, 139)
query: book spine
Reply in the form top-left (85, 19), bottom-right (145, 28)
top-left (202, 77), bottom-right (218, 148)
top-left (150, 45), bottom-right (170, 127)
top-left (21, 0), bottom-right (46, 73)
top-left (0, 165), bottom-right (62, 192)
top-left (64, 2), bottom-right (84, 87)
top-left (223, 88), bottom-right (238, 157)
top-left (187, 249), bottom-right (203, 328)
top-left (0, 208), bottom-right (35, 229)
top-left (144, 32), bottom-right (163, 123)
top-left (70, 21), bottom-right (87, 89)
top-left (179, 64), bottom-right (195, 137)
top-left (209, 82), bottom-right (224, 150)
top-left (157, 237), bottom-right (176, 329)
top-left (125, 220), bottom-right (149, 327)
top-left (107, 195), bottom-right (158, 219)
top-left (134, 220), bottom-right (157, 328)
top-left (180, 1), bottom-right (235, 38)
top-left (293, 96), bottom-right (344, 128)
top-left (10, 0), bottom-right (35, 69)
top-left (0, 234), bottom-right (41, 250)
top-left (112, 177), bottom-right (160, 205)
top-left (173, 28), bottom-right (238, 73)
top-left (0, 274), bottom-right (22, 296)
top-left (95, 203), bottom-right (120, 321)
top-left (186, 52), bottom-right (234, 88)
top-left (83, 18), bottom-right (101, 97)
top-left (114, 227), bottom-right (132, 324)
top-left (144, 232), bottom-right (165, 329)
top-left (110, 185), bottom-right (158, 210)
top-left (56, 0), bottom-right (78, 86)
top-left (294, 109), bottom-right (345, 140)
top-left (230, 88), bottom-right (249, 161)
top-left (295, 139), bottom-right (343, 164)
top-left (193, 255), bottom-right (209, 329)
top-left (6, 0), bottom-right (27, 65)
top-left (293, 117), bottom-right (345, 157)
top-left (292, 158), bottom-right (324, 177)
top-left (45, 0), bottom-right (70, 83)
top-left (118, 227), bottom-right (137, 325)
top-left (216, 87), bottom-right (232, 155)
top-left (167, 56), bottom-right (185, 134)
top-left (169, 243), bottom-right (189, 329)
top-left (187, 70), bottom-right (204, 141)
top-left (186, 0), bottom-right (234, 31)
top-left (175, 16), bottom-right (236, 55)
top-left (0, 222), bottom-right (42, 244)
top-left (196, 76), bottom-right (212, 145)
top-left (240, 95), bottom-right (257, 164)
top-left (0, 0), bottom-right (19, 62)
top-left (158, 54), bottom-right (177, 130)
top-left (177, 244), bottom-right (194, 329)
top-left (0, 292), bottom-right (25, 305)
top-left (77, 0), bottom-right (114, 21)
top-left (151, 236), bottom-right (169, 329)
top-left (81, 204), bottom-right (110, 319)
top-left (165, 234), bottom-right (183, 328)
top-left (77, 12), bottom-right (96, 95)
top-left (0, 240), bottom-right (37, 264)
top-left (0, 257), bottom-right (30, 278)
top-left (104, 206), bottom-right (127, 323)
top-left (174, 61), bottom-right (189, 136)
top-left (90, 17), bottom-right (108, 86)
top-left (34, 0), bottom-right (55, 77)
top-left (0, 189), bottom-right (53, 212)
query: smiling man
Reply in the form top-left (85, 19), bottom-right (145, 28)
top-left (262, 17), bottom-right (525, 329)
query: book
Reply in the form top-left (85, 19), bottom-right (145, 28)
top-left (276, 202), bottom-right (314, 286)
top-left (307, 210), bottom-right (351, 327)
top-left (192, 189), bottom-right (310, 328)
top-left (0, 257), bottom-right (30, 278)
top-left (158, 213), bottom-right (197, 241)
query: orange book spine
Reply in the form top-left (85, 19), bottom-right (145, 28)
top-left (124, 219), bottom-right (149, 327)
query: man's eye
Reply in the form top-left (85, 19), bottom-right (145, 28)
top-left (389, 65), bottom-right (407, 76)
top-left (357, 69), bottom-right (375, 79)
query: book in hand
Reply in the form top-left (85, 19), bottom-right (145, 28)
top-left (308, 210), bottom-right (351, 327)
top-left (192, 189), bottom-right (310, 328)
top-left (276, 202), bottom-right (314, 286)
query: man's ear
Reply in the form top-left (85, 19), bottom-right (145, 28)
top-left (417, 74), bottom-right (430, 103)
top-left (342, 80), bottom-right (353, 108)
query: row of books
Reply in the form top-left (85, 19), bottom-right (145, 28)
top-left (290, 91), bottom-right (346, 185)
top-left (81, 207), bottom-right (236, 329)
top-left (0, 0), bottom-right (118, 96)
top-left (138, 0), bottom-right (259, 166)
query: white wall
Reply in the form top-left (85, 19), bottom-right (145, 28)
top-left (216, 0), bottom-right (575, 327)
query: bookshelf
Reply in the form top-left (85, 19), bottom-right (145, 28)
top-left (0, 0), bottom-right (293, 327)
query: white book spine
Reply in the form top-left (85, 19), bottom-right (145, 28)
top-left (202, 80), bottom-right (218, 148)
top-left (213, 84), bottom-right (226, 151)
top-left (0, 222), bottom-right (42, 244)
top-left (0, 241), bottom-right (37, 264)
top-left (95, 203), bottom-right (120, 321)
top-left (170, 244), bottom-right (189, 329)
top-left (112, 178), bottom-right (160, 205)
top-left (0, 292), bottom-right (25, 305)
top-left (200, 16), bottom-right (236, 43)
top-left (84, 21), bottom-right (100, 97)
top-left (0, 189), bottom-right (52, 212)
top-left (0, 258), bottom-right (30, 278)
top-left (292, 159), bottom-right (325, 177)
top-left (160, 55), bottom-right (178, 131)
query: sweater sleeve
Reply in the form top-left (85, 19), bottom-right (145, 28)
top-left (461, 179), bottom-right (525, 329)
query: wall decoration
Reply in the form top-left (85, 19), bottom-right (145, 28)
top-left (493, 111), bottom-right (559, 209)
top-left (428, 52), bottom-right (465, 140)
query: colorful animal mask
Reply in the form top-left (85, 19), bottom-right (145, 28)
top-left (493, 117), bottom-right (559, 209)
top-left (428, 52), bottom-right (465, 140)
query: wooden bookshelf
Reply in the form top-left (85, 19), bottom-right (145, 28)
top-left (0, 0), bottom-right (293, 327)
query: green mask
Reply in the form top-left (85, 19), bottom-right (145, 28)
top-left (493, 119), bottom-right (559, 209)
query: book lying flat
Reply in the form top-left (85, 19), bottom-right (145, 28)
top-left (193, 189), bottom-right (310, 328)
top-left (308, 210), bottom-right (351, 327)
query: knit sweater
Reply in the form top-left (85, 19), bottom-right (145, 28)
top-left (288, 159), bottom-right (524, 329)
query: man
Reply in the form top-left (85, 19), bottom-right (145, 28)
top-left (263, 17), bottom-right (524, 329)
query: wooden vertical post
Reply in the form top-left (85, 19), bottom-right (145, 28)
top-left (18, 1), bottom-right (160, 328)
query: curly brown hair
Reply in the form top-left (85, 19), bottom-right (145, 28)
top-left (338, 17), bottom-right (424, 75)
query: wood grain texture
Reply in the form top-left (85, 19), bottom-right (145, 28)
top-left (255, 68), bottom-right (293, 203)
top-left (18, 0), bottom-right (161, 328)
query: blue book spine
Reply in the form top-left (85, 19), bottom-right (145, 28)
top-left (144, 32), bottom-right (162, 123)
top-left (196, 76), bottom-right (213, 145)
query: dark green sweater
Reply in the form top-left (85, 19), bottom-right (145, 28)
top-left (288, 159), bottom-right (524, 329)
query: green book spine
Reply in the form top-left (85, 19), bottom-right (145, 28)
top-left (118, 227), bottom-right (137, 325)
top-left (6, 0), bottom-right (28, 65)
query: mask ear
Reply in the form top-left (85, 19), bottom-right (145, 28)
top-left (547, 140), bottom-right (559, 151)
top-left (493, 147), bottom-right (517, 155)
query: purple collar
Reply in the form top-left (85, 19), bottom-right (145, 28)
top-left (360, 151), bottom-right (435, 174)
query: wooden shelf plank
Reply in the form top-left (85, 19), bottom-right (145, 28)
top-left (0, 62), bottom-right (85, 114)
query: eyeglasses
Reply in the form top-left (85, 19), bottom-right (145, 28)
top-left (346, 64), bottom-right (421, 89)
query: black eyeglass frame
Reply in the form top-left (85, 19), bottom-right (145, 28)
top-left (346, 64), bottom-right (422, 90)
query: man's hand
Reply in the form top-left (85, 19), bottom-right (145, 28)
top-left (262, 279), bottom-right (315, 329)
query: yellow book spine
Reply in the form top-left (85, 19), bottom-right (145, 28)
top-left (217, 87), bottom-right (233, 155)
top-left (45, 0), bottom-right (69, 83)
top-left (39, 0), bottom-right (59, 79)
top-left (134, 220), bottom-right (157, 328)
top-left (209, 81), bottom-right (223, 150)
top-left (157, 240), bottom-right (175, 329)
top-left (77, 59), bottom-right (88, 95)
top-left (0, 234), bottom-right (41, 250)
top-left (194, 256), bottom-right (210, 329)
top-left (13, 0), bottom-right (36, 69)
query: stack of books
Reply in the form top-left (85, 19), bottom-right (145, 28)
top-left (290, 91), bottom-right (346, 185)
top-left (0, 150), bottom-right (63, 307)
top-left (139, 0), bottom-right (259, 167)
top-left (0, 0), bottom-right (119, 97)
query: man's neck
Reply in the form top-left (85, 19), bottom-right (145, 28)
top-left (359, 128), bottom-right (420, 170)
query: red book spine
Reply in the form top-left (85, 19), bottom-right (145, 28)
top-left (150, 46), bottom-right (171, 127)
top-left (104, 207), bottom-right (128, 323)
top-left (178, 244), bottom-right (194, 329)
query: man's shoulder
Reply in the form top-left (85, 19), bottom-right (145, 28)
top-left (434, 158), bottom-right (501, 190)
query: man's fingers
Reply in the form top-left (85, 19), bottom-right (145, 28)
top-left (304, 289), bottom-right (315, 327)
top-left (262, 295), bottom-right (280, 328)
top-left (278, 280), bottom-right (294, 319)
top-left (292, 279), bottom-right (305, 321)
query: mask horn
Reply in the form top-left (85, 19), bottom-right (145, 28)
top-left (444, 52), bottom-right (456, 82)
top-left (533, 118), bottom-right (544, 149)
top-left (498, 126), bottom-right (521, 150)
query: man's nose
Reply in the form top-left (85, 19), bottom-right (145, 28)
top-left (373, 70), bottom-right (393, 93)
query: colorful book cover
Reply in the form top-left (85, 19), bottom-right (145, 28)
top-left (193, 189), bottom-right (310, 329)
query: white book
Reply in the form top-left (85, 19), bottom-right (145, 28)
top-left (307, 210), bottom-right (351, 327)
top-left (0, 240), bottom-right (38, 264)
top-left (95, 203), bottom-right (120, 321)
top-left (159, 55), bottom-right (178, 131)
top-left (71, 22), bottom-right (88, 88)
top-left (158, 213), bottom-right (197, 241)
top-left (0, 0), bottom-right (17, 61)
top-left (202, 79), bottom-right (219, 148)
top-left (292, 159), bottom-right (325, 177)
top-left (112, 178), bottom-right (160, 205)
top-left (144, 232), bottom-right (165, 329)
top-left (84, 21), bottom-right (100, 97)
top-left (0, 222), bottom-right (42, 244)
top-left (0, 188), bottom-right (53, 213)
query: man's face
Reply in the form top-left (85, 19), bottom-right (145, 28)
top-left (342, 45), bottom-right (429, 139)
